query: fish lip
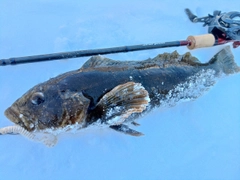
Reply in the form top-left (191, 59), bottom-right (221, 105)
top-left (4, 106), bottom-right (21, 124)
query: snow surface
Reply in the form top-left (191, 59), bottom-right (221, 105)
top-left (1, 0), bottom-right (240, 179)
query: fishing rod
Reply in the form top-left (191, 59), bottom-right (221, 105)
top-left (1, 8), bottom-right (240, 66)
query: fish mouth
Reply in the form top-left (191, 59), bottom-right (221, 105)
top-left (4, 106), bottom-right (22, 125)
top-left (5, 106), bottom-right (35, 131)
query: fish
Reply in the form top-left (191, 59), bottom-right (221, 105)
top-left (1, 46), bottom-right (239, 146)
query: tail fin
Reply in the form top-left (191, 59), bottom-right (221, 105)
top-left (209, 46), bottom-right (240, 75)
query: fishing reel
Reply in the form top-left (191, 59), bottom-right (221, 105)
top-left (185, 8), bottom-right (240, 48)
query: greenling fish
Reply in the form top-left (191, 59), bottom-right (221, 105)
top-left (1, 46), bottom-right (239, 146)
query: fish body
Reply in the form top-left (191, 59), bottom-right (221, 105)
top-left (2, 46), bottom-right (240, 146)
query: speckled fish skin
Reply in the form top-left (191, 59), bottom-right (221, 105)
top-left (4, 46), bottom-right (239, 133)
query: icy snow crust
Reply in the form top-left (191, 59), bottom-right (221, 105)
top-left (159, 69), bottom-right (217, 108)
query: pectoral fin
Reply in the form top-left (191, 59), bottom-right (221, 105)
top-left (109, 124), bottom-right (143, 136)
top-left (96, 82), bottom-right (150, 125)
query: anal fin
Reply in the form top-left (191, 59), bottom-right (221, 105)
top-left (96, 82), bottom-right (150, 125)
top-left (110, 124), bottom-right (143, 136)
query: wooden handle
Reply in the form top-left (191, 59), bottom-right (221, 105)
top-left (187, 34), bottom-right (215, 50)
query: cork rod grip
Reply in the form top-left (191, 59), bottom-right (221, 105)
top-left (187, 34), bottom-right (215, 50)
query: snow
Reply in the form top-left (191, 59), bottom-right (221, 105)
top-left (1, 0), bottom-right (240, 180)
top-left (159, 69), bottom-right (217, 108)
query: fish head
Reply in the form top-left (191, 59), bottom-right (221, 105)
top-left (4, 83), bottom-right (90, 131)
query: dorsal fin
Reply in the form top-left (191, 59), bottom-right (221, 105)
top-left (80, 55), bottom-right (149, 72)
top-left (81, 55), bottom-right (123, 70)
top-left (180, 52), bottom-right (201, 65)
top-left (80, 51), bottom-right (202, 72)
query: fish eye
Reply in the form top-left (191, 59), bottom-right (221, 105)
top-left (31, 92), bottom-right (45, 105)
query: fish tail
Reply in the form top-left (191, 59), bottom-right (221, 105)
top-left (209, 46), bottom-right (240, 75)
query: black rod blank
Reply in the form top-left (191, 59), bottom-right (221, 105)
top-left (0, 40), bottom-right (189, 66)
